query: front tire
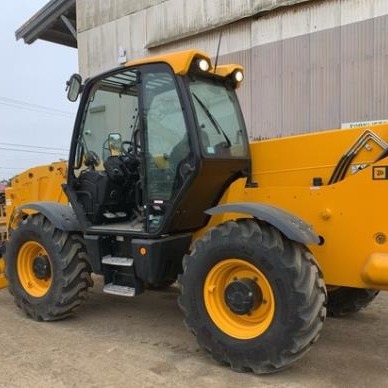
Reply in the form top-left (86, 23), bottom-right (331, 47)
top-left (5, 214), bottom-right (93, 321)
top-left (178, 220), bottom-right (327, 374)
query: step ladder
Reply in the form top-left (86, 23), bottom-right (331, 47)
top-left (101, 255), bottom-right (143, 297)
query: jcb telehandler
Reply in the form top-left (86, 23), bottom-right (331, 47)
top-left (1, 49), bottom-right (387, 374)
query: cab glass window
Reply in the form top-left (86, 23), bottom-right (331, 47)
top-left (143, 70), bottom-right (190, 202)
top-left (189, 77), bottom-right (249, 158)
top-left (75, 70), bottom-right (139, 172)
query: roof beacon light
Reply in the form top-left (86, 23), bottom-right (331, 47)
top-left (234, 70), bottom-right (244, 82)
top-left (198, 58), bottom-right (210, 72)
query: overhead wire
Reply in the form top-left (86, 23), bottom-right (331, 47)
top-left (0, 141), bottom-right (68, 177)
top-left (0, 99), bottom-right (71, 177)
top-left (0, 101), bottom-right (73, 118)
top-left (0, 96), bottom-right (74, 118)
top-left (0, 156), bottom-right (61, 161)
top-left (0, 96), bottom-right (74, 114)
top-left (0, 147), bottom-right (67, 156)
top-left (0, 142), bottom-right (69, 152)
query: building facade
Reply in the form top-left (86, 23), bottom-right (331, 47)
top-left (18, 0), bottom-right (388, 138)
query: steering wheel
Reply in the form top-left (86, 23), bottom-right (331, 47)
top-left (84, 150), bottom-right (101, 169)
top-left (121, 141), bottom-right (134, 155)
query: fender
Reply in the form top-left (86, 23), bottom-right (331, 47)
top-left (17, 202), bottom-right (81, 232)
top-left (206, 202), bottom-right (320, 245)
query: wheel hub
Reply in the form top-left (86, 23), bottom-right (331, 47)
top-left (224, 278), bottom-right (263, 315)
top-left (32, 255), bottom-right (51, 280)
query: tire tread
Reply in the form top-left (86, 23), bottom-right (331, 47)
top-left (178, 219), bottom-right (327, 374)
top-left (5, 214), bottom-right (93, 321)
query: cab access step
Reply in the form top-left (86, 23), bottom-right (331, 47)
top-left (101, 254), bottom-right (143, 297)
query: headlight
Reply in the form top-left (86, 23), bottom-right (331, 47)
top-left (234, 70), bottom-right (244, 82)
top-left (197, 58), bottom-right (210, 72)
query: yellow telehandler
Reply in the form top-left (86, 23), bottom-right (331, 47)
top-left (1, 49), bottom-right (387, 374)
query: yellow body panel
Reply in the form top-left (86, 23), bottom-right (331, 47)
top-left (197, 124), bottom-right (388, 290)
top-left (250, 126), bottom-right (388, 187)
top-left (6, 161), bottom-right (68, 228)
top-left (0, 161), bottom-right (68, 289)
top-left (212, 64), bottom-right (244, 79)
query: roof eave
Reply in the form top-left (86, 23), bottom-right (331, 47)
top-left (15, 0), bottom-right (76, 48)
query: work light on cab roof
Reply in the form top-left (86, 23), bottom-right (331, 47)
top-left (197, 58), bottom-right (210, 72)
top-left (234, 70), bottom-right (244, 82)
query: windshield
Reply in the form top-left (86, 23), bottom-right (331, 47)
top-left (189, 77), bottom-right (249, 158)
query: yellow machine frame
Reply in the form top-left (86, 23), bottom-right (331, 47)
top-left (1, 49), bottom-right (388, 293)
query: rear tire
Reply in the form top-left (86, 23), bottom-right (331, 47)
top-left (327, 287), bottom-right (379, 317)
top-left (178, 219), bottom-right (327, 374)
top-left (5, 214), bottom-right (93, 321)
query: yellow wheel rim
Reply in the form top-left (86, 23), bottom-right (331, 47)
top-left (204, 258), bottom-right (275, 340)
top-left (17, 241), bottom-right (52, 298)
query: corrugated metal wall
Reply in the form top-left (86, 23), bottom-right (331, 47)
top-left (77, 0), bottom-right (388, 138)
top-left (245, 11), bottom-right (388, 138)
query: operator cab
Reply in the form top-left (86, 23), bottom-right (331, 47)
top-left (66, 51), bottom-right (251, 236)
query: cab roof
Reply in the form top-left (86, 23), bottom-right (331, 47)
top-left (125, 49), bottom-right (243, 79)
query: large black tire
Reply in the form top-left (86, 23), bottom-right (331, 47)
top-left (327, 287), bottom-right (379, 317)
top-left (5, 214), bottom-right (93, 321)
top-left (178, 219), bottom-right (327, 374)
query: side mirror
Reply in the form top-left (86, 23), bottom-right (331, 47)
top-left (66, 73), bottom-right (83, 102)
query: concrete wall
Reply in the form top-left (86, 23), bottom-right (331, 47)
top-left (76, 0), bottom-right (388, 138)
top-left (76, 0), bottom-right (309, 41)
top-left (76, 0), bottom-right (310, 75)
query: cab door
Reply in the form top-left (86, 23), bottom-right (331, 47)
top-left (141, 65), bottom-right (195, 233)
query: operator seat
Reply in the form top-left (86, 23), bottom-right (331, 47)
top-left (75, 154), bottom-right (139, 224)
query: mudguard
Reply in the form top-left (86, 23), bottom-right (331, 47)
top-left (18, 202), bottom-right (81, 232)
top-left (206, 202), bottom-right (320, 245)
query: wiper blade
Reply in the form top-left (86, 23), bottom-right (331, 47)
top-left (192, 92), bottom-right (231, 148)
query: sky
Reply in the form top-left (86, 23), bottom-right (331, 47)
top-left (0, 1), bottom-right (79, 180)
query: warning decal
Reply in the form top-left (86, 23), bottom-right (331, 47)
top-left (373, 166), bottom-right (388, 180)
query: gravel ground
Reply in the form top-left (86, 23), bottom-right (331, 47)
top-left (0, 277), bottom-right (387, 388)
